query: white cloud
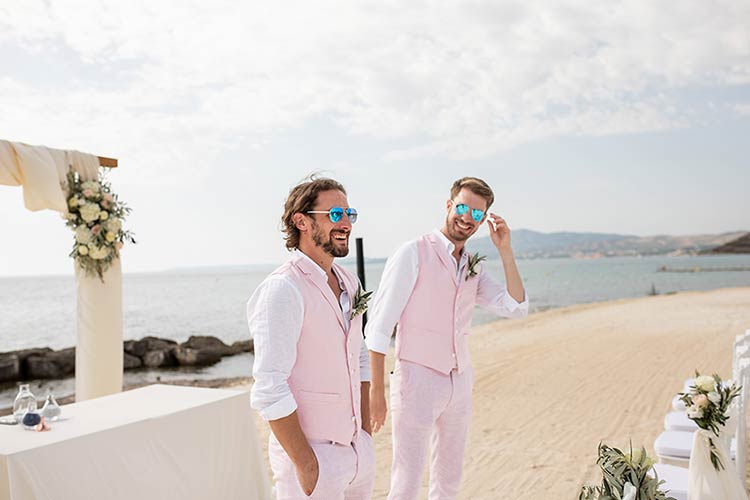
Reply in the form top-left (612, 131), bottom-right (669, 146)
top-left (0, 0), bottom-right (748, 163)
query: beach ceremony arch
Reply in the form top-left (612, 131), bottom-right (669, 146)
top-left (0, 140), bottom-right (124, 401)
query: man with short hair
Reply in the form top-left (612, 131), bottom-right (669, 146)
top-left (248, 177), bottom-right (375, 499)
top-left (367, 177), bottom-right (528, 500)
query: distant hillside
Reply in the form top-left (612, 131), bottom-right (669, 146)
top-left (467, 229), bottom-right (748, 259)
top-left (707, 233), bottom-right (750, 254)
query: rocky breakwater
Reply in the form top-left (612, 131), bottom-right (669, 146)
top-left (0, 335), bottom-right (253, 383)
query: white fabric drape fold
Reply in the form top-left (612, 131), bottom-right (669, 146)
top-left (687, 411), bottom-right (748, 500)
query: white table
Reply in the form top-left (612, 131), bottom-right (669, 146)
top-left (0, 385), bottom-right (270, 500)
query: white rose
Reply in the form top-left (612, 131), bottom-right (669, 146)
top-left (708, 391), bottom-right (721, 405)
top-left (107, 219), bottom-right (122, 234)
top-left (81, 180), bottom-right (101, 193)
top-left (106, 231), bottom-right (116, 242)
top-left (77, 245), bottom-right (89, 256)
top-left (687, 407), bottom-right (704, 419)
top-left (99, 211), bottom-right (109, 221)
top-left (79, 203), bottom-right (101, 223)
top-left (622, 482), bottom-right (636, 500)
top-left (75, 226), bottom-right (92, 244)
top-left (695, 375), bottom-right (716, 393)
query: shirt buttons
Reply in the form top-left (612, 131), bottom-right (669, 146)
top-left (351, 416), bottom-right (356, 421)
top-left (452, 353), bottom-right (456, 358)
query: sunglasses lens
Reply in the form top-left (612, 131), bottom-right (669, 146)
top-left (455, 203), bottom-right (469, 215)
top-left (346, 208), bottom-right (358, 224)
top-left (329, 208), bottom-right (344, 223)
top-left (471, 209), bottom-right (484, 221)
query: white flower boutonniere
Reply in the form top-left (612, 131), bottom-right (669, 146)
top-left (466, 252), bottom-right (486, 280)
top-left (351, 286), bottom-right (373, 319)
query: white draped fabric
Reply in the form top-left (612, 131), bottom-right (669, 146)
top-left (687, 412), bottom-right (748, 500)
top-left (0, 140), bottom-right (122, 402)
top-left (0, 385), bottom-right (271, 500)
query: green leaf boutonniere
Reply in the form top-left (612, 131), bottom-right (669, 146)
top-left (351, 286), bottom-right (373, 319)
top-left (466, 252), bottom-right (486, 280)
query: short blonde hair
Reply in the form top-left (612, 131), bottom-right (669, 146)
top-left (450, 177), bottom-right (494, 209)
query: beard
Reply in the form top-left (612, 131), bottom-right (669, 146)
top-left (311, 220), bottom-right (350, 257)
top-left (444, 214), bottom-right (474, 242)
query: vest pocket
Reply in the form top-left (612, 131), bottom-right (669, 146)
top-left (298, 390), bottom-right (341, 403)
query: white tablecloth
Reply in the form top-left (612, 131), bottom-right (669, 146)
top-left (0, 385), bottom-right (270, 500)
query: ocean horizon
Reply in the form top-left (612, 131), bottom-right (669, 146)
top-left (2, 253), bottom-right (749, 407)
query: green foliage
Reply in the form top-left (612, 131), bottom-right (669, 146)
top-left (579, 443), bottom-right (676, 500)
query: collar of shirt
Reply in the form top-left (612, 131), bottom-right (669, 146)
top-left (292, 250), bottom-right (352, 323)
top-left (432, 228), bottom-right (469, 272)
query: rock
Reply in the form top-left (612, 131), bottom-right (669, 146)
top-left (127, 337), bottom-right (177, 358)
top-left (180, 336), bottom-right (233, 356)
top-left (13, 348), bottom-right (54, 364)
top-left (24, 349), bottom-right (75, 379)
top-left (172, 346), bottom-right (222, 367)
top-left (123, 353), bottom-right (142, 369)
top-left (0, 354), bottom-right (20, 382)
top-left (142, 349), bottom-right (176, 368)
top-left (229, 340), bottom-right (254, 354)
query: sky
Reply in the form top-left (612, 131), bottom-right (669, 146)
top-left (0, 0), bottom-right (748, 276)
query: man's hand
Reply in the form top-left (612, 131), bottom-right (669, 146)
top-left (487, 213), bottom-right (511, 250)
top-left (295, 453), bottom-right (319, 495)
top-left (370, 385), bottom-right (387, 433)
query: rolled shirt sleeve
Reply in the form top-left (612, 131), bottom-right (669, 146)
top-left (475, 265), bottom-right (529, 318)
top-left (364, 241), bottom-right (419, 354)
top-left (247, 275), bottom-right (304, 421)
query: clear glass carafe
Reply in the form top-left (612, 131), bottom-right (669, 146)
top-left (41, 394), bottom-right (62, 421)
top-left (13, 384), bottom-right (37, 422)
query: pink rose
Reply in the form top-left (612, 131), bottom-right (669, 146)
top-left (115, 242), bottom-right (123, 251)
top-left (103, 193), bottom-right (114, 202)
top-left (83, 189), bottom-right (94, 198)
top-left (100, 200), bottom-right (111, 209)
top-left (694, 394), bottom-right (709, 409)
top-left (91, 225), bottom-right (102, 235)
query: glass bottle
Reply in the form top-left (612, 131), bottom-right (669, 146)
top-left (13, 384), bottom-right (37, 423)
top-left (41, 394), bottom-right (62, 421)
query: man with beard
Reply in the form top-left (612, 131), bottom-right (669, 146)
top-left (366, 177), bottom-right (528, 500)
top-left (248, 177), bottom-right (375, 499)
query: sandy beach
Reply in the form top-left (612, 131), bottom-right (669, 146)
top-left (244, 286), bottom-right (750, 499)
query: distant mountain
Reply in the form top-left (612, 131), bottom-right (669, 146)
top-left (466, 229), bottom-right (748, 259)
top-left (707, 233), bottom-right (750, 254)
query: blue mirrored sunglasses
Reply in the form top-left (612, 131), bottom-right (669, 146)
top-left (306, 207), bottom-right (358, 224)
top-left (454, 203), bottom-right (485, 222)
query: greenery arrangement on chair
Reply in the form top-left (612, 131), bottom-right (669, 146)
top-left (678, 372), bottom-right (742, 471)
top-left (579, 443), bottom-right (676, 500)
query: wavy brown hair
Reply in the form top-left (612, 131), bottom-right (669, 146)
top-left (450, 176), bottom-right (494, 209)
top-left (282, 176), bottom-right (347, 250)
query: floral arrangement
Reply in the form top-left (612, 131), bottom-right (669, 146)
top-left (579, 443), bottom-right (675, 500)
top-left (350, 286), bottom-right (373, 320)
top-left (678, 372), bottom-right (741, 471)
top-left (466, 252), bottom-right (486, 280)
top-left (64, 168), bottom-right (135, 280)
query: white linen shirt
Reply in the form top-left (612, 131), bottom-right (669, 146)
top-left (365, 229), bottom-right (529, 354)
top-left (248, 251), bottom-right (370, 421)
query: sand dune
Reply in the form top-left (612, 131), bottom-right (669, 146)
top-left (250, 287), bottom-right (750, 499)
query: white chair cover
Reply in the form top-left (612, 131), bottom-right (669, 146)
top-left (687, 410), bottom-right (748, 500)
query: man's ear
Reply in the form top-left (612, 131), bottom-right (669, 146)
top-left (293, 213), bottom-right (307, 232)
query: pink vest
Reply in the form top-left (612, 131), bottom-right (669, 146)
top-left (272, 255), bottom-right (364, 445)
top-left (395, 232), bottom-right (479, 374)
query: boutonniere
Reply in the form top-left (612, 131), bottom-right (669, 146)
top-left (466, 252), bottom-right (486, 280)
top-left (351, 286), bottom-right (373, 319)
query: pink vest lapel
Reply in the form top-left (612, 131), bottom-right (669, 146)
top-left (294, 256), bottom-right (346, 332)
top-left (426, 232), bottom-right (458, 285)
